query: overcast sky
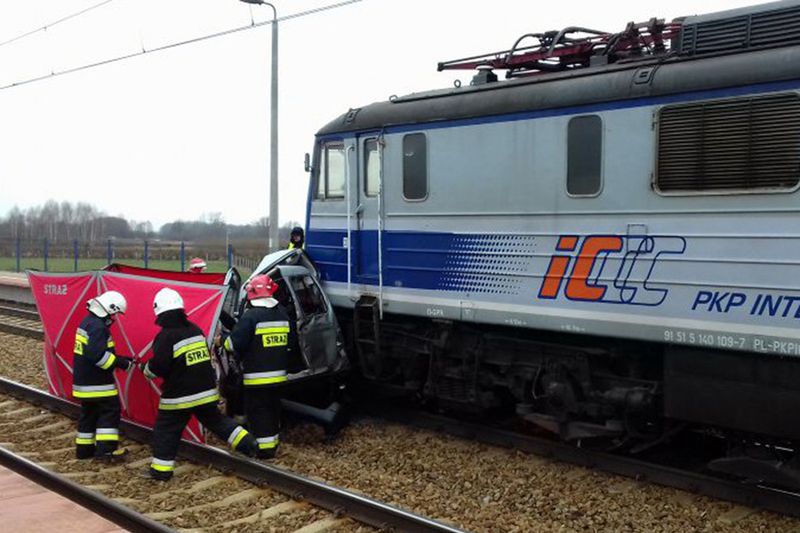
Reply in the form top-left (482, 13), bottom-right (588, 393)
top-left (0, 0), bottom-right (761, 229)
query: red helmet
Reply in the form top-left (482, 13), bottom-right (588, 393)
top-left (189, 257), bottom-right (207, 273)
top-left (245, 274), bottom-right (279, 301)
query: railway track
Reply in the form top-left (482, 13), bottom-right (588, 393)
top-left (0, 300), bottom-right (38, 319)
top-left (0, 377), bottom-right (468, 533)
top-left (0, 301), bottom-right (42, 339)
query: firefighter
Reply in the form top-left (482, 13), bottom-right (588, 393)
top-left (140, 287), bottom-right (257, 480)
top-left (188, 257), bottom-right (207, 273)
top-left (288, 226), bottom-right (304, 250)
top-left (73, 290), bottom-right (134, 461)
top-left (223, 274), bottom-right (290, 459)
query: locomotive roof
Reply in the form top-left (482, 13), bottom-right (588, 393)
top-left (316, 44), bottom-right (800, 137)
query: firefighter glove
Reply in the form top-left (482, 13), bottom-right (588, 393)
top-left (116, 356), bottom-right (135, 372)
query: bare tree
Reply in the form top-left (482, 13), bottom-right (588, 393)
top-left (7, 206), bottom-right (23, 239)
top-left (60, 201), bottom-right (74, 241)
top-left (41, 200), bottom-right (59, 242)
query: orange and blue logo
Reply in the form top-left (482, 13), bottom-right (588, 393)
top-left (538, 235), bottom-right (686, 306)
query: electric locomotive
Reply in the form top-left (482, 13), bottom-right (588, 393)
top-left (303, 0), bottom-right (800, 485)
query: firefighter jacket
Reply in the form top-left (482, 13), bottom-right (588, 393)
top-left (143, 311), bottom-right (219, 410)
top-left (72, 313), bottom-right (125, 400)
top-left (224, 305), bottom-right (291, 387)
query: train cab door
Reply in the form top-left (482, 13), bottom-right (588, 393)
top-left (350, 133), bottom-right (382, 286)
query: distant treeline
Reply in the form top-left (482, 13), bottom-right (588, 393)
top-left (0, 201), bottom-right (300, 245)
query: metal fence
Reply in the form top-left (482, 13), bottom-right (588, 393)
top-left (0, 238), bottom-right (262, 275)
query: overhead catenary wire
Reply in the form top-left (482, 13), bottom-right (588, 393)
top-left (0, 0), bottom-right (364, 91)
top-left (0, 0), bottom-right (118, 48)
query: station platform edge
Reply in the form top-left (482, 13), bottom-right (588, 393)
top-left (0, 463), bottom-right (129, 533)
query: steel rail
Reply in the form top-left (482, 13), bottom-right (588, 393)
top-left (0, 298), bottom-right (36, 309)
top-left (0, 320), bottom-right (43, 340)
top-left (0, 446), bottom-right (177, 533)
top-left (0, 302), bottom-right (43, 339)
top-left (0, 377), bottom-right (469, 533)
top-left (372, 406), bottom-right (800, 519)
top-left (0, 304), bottom-right (40, 321)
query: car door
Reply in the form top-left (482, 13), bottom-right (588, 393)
top-left (281, 267), bottom-right (344, 374)
top-left (239, 251), bottom-right (347, 378)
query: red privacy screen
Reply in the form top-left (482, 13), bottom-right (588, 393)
top-left (104, 263), bottom-right (228, 286)
top-left (28, 270), bottom-right (229, 443)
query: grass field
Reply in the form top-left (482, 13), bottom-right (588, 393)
top-left (0, 257), bottom-right (233, 273)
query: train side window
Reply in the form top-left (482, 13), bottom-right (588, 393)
top-left (317, 143), bottom-right (345, 200)
top-left (403, 133), bottom-right (428, 201)
top-left (656, 93), bottom-right (800, 194)
top-left (567, 115), bottom-right (603, 196)
top-left (364, 139), bottom-right (380, 197)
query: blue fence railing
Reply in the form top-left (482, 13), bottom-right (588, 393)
top-left (1, 238), bottom-right (255, 274)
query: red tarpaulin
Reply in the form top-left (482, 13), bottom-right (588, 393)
top-left (28, 270), bottom-right (229, 443)
top-left (104, 263), bottom-right (228, 286)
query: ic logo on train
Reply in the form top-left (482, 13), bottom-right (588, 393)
top-left (537, 235), bottom-right (686, 306)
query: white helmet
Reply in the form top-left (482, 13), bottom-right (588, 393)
top-left (153, 287), bottom-right (184, 316)
top-left (88, 291), bottom-right (127, 318)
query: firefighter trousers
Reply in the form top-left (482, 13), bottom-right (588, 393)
top-left (149, 403), bottom-right (256, 480)
top-left (76, 397), bottom-right (121, 459)
top-left (244, 385), bottom-right (283, 459)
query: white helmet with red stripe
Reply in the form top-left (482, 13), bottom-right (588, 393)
top-left (189, 257), bottom-right (207, 273)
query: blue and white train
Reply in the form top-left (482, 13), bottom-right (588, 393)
top-left (299, 0), bottom-right (800, 475)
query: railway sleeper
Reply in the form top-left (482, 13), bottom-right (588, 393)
top-left (148, 475), bottom-right (230, 502)
top-left (292, 517), bottom-right (350, 533)
top-left (178, 500), bottom-right (308, 532)
top-left (146, 487), bottom-right (270, 520)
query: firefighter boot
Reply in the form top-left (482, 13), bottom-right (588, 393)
top-left (143, 468), bottom-right (173, 482)
top-left (95, 448), bottom-right (129, 463)
top-left (76, 443), bottom-right (95, 460)
top-left (235, 432), bottom-right (259, 458)
top-left (257, 447), bottom-right (277, 460)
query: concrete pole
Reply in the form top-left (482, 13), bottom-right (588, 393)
top-left (241, 0), bottom-right (279, 251)
top-left (269, 11), bottom-right (279, 252)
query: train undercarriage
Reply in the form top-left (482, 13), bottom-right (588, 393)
top-left (340, 298), bottom-right (800, 490)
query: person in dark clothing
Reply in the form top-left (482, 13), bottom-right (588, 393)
top-left (288, 226), bottom-right (304, 250)
top-left (141, 287), bottom-right (257, 480)
top-left (73, 290), bottom-right (134, 461)
top-left (223, 274), bottom-right (291, 459)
